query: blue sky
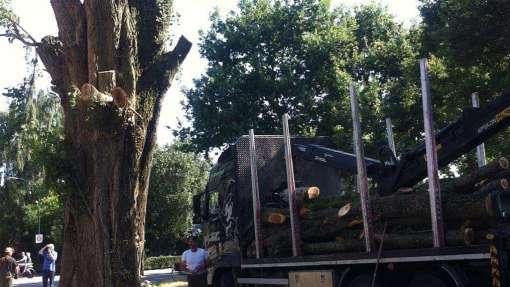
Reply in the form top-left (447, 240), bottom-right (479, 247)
top-left (0, 0), bottom-right (420, 145)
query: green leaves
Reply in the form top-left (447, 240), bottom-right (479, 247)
top-left (179, 1), bottom-right (421, 155)
top-left (145, 143), bottom-right (210, 255)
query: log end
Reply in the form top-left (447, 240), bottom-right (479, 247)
top-left (306, 186), bottom-right (320, 200)
top-left (347, 219), bottom-right (363, 228)
top-left (267, 213), bottom-right (287, 225)
top-left (337, 203), bottom-right (352, 218)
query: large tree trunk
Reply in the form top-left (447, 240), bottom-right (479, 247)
top-left (33, 1), bottom-right (191, 286)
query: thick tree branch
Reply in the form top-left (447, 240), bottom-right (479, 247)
top-left (129, 0), bottom-right (173, 71)
top-left (50, 0), bottom-right (88, 86)
top-left (138, 35), bottom-right (192, 93)
top-left (36, 36), bottom-right (66, 95)
top-left (137, 36), bottom-right (192, 201)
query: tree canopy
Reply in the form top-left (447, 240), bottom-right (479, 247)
top-left (178, 0), bottom-right (423, 155)
top-left (179, 0), bottom-right (510, 173)
top-left (0, 55), bottom-right (65, 253)
top-left (145, 143), bottom-right (210, 256)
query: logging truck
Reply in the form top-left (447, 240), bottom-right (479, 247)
top-left (193, 88), bottom-right (510, 287)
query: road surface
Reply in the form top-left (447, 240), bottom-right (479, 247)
top-left (13, 268), bottom-right (186, 286)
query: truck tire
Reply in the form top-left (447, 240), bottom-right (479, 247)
top-left (408, 274), bottom-right (450, 287)
top-left (347, 274), bottom-right (380, 287)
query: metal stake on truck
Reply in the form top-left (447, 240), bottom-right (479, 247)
top-left (193, 61), bottom-right (510, 287)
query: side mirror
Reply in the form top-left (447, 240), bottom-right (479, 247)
top-left (192, 194), bottom-right (202, 224)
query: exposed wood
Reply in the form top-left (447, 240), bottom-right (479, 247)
top-left (338, 203), bottom-right (352, 217)
top-left (97, 70), bottom-right (117, 93)
top-left (262, 208), bottom-right (288, 225)
top-left (80, 83), bottom-right (112, 104)
top-left (279, 186), bottom-right (320, 204)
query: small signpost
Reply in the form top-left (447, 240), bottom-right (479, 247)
top-left (35, 234), bottom-right (43, 244)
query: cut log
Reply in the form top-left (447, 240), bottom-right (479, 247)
top-left (303, 229), bottom-right (474, 255)
top-left (478, 179), bottom-right (508, 194)
top-left (415, 157), bottom-right (508, 194)
top-left (335, 189), bottom-right (503, 229)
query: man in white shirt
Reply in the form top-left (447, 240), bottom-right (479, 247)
top-left (181, 237), bottom-right (208, 287)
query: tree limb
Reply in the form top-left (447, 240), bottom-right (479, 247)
top-left (36, 36), bottom-right (66, 96)
top-left (137, 36), bottom-right (192, 198)
top-left (50, 0), bottom-right (88, 86)
top-left (138, 35), bottom-right (192, 93)
top-left (130, 0), bottom-right (173, 71)
top-left (0, 16), bottom-right (39, 47)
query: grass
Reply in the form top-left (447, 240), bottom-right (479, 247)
top-left (153, 281), bottom-right (187, 287)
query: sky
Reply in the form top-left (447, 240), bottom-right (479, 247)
top-left (0, 0), bottom-right (420, 146)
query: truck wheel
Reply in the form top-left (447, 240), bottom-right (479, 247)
top-left (408, 274), bottom-right (450, 287)
top-left (347, 274), bottom-right (380, 287)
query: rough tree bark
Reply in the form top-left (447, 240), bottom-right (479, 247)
top-left (21, 1), bottom-right (191, 286)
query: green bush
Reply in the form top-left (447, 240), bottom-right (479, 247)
top-left (144, 255), bottom-right (181, 270)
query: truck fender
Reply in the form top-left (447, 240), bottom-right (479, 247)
top-left (440, 264), bottom-right (467, 287)
top-left (337, 267), bottom-right (351, 287)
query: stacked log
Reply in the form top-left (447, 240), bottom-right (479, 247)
top-left (247, 157), bottom-right (510, 258)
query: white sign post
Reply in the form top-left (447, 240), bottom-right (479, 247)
top-left (35, 234), bottom-right (43, 244)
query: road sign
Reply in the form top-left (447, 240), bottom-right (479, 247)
top-left (35, 234), bottom-right (43, 244)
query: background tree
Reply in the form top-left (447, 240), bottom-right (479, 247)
top-left (178, 0), bottom-right (421, 156)
top-left (145, 143), bottom-right (210, 256)
top-left (0, 54), bottom-right (65, 258)
top-left (419, 0), bottom-right (510, 172)
top-left (0, 1), bottom-right (191, 286)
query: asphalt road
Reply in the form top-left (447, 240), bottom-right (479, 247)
top-left (13, 268), bottom-right (186, 286)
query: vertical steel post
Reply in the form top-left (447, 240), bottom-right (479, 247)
top-left (249, 129), bottom-right (263, 259)
top-left (385, 118), bottom-right (397, 157)
top-left (349, 83), bottom-right (375, 253)
top-left (420, 58), bottom-right (445, 248)
top-left (472, 93), bottom-right (487, 167)
top-left (282, 114), bottom-right (302, 256)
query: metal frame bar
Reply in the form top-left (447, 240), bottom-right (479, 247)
top-left (240, 253), bottom-right (490, 268)
top-left (249, 129), bottom-right (263, 259)
top-left (237, 278), bottom-right (289, 285)
top-left (420, 58), bottom-right (445, 248)
top-left (349, 83), bottom-right (375, 252)
top-left (282, 114), bottom-right (302, 256)
top-left (472, 92), bottom-right (487, 167)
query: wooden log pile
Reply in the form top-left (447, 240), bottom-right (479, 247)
top-left (247, 157), bottom-right (510, 258)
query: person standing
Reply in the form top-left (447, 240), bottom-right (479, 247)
top-left (181, 237), bottom-right (208, 287)
top-left (0, 247), bottom-right (18, 287)
top-left (39, 244), bottom-right (57, 287)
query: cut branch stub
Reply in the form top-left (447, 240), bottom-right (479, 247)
top-left (98, 70), bottom-right (117, 93)
top-left (80, 83), bottom-right (113, 105)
